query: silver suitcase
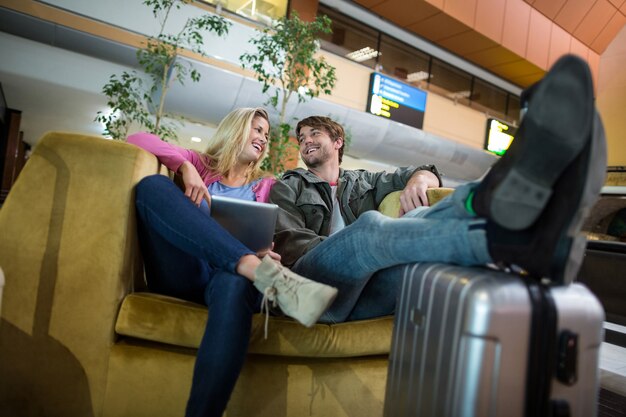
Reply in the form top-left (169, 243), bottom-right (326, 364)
top-left (384, 263), bottom-right (604, 417)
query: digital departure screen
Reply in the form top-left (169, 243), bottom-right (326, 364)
top-left (366, 72), bottom-right (427, 129)
top-left (484, 118), bottom-right (517, 156)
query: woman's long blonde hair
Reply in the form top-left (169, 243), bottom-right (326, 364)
top-left (202, 107), bottom-right (270, 181)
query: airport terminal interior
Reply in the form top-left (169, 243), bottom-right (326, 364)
top-left (0, 0), bottom-right (625, 416)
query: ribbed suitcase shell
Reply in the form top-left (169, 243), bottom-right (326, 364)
top-left (384, 263), bottom-right (604, 417)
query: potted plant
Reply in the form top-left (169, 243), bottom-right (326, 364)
top-left (96, 0), bottom-right (231, 141)
top-left (240, 12), bottom-right (337, 173)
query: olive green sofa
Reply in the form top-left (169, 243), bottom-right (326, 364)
top-left (0, 132), bottom-right (451, 417)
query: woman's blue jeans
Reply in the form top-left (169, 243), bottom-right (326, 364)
top-left (292, 182), bottom-right (493, 323)
top-left (134, 175), bottom-right (260, 417)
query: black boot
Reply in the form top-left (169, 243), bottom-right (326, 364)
top-left (473, 54), bottom-right (595, 231)
top-left (487, 110), bottom-right (607, 284)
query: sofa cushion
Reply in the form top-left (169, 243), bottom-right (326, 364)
top-left (378, 188), bottom-right (455, 218)
top-left (115, 292), bottom-right (393, 358)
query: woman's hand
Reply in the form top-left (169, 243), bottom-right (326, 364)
top-left (257, 243), bottom-right (281, 262)
top-left (179, 161), bottom-right (211, 207)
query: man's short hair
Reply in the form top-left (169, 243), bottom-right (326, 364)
top-left (296, 116), bottom-right (345, 164)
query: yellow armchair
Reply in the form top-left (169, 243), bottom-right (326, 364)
top-left (0, 132), bottom-right (157, 416)
top-left (0, 132), bottom-right (403, 417)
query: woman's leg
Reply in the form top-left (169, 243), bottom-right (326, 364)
top-left (135, 207), bottom-right (210, 302)
top-left (186, 271), bottom-right (261, 417)
top-left (137, 231), bottom-right (258, 417)
top-left (134, 176), bottom-right (262, 416)
top-left (135, 175), bottom-right (337, 327)
top-left (134, 175), bottom-right (335, 413)
top-left (135, 175), bottom-right (254, 276)
top-left (138, 212), bottom-right (261, 417)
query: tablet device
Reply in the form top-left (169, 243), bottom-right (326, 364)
top-left (208, 195), bottom-right (278, 252)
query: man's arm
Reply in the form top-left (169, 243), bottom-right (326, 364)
top-left (270, 180), bottom-right (326, 268)
top-left (399, 168), bottom-right (441, 215)
top-left (368, 164), bottom-right (441, 209)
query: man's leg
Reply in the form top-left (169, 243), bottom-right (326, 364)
top-left (404, 181), bottom-right (477, 220)
top-left (343, 264), bottom-right (406, 321)
top-left (292, 197), bottom-right (491, 322)
top-left (472, 54), bottom-right (595, 231)
top-left (296, 54), bottom-right (605, 322)
top-left (471, 55), bottom-right (605, 283)
top-left (343, 185), bottom-right (479, 322)
top-left (484, 109), bottom-right (606, 283)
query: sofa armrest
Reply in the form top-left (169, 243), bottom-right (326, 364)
top-left (0, 132), bottom-right (161, 413)
top-left (378, 188), bottom-right (455, 218)
top-left (0, 266), bottom-right (4, 313)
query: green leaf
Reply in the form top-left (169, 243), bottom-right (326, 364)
top-left (240, 12), bottom-right (336, 174)
top-left (97, 0), bottom-right (230, 141)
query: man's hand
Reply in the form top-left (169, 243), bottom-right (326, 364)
top-left (399, 170), bottom-right (440, 216)
top-left (179, 161), bottom-right (211, 207)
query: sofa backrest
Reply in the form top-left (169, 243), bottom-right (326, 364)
top-left (0, 132), bottom-right (160, 416)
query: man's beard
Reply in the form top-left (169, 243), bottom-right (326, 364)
top-left (302, 151), bottom-right (327, 168)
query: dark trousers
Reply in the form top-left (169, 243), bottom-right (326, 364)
top-left (135, 175), bottom-right (261, 417)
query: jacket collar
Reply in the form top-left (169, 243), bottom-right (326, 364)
top-left (283, 168), bottom-right (357, 184)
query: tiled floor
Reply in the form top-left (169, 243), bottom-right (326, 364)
top-left (600, 388), bottom-right (626, 417)
top-left (599, 322), bottom-right (626, 416)
top-left (602, 323), bottom-right (626, 367)
top-left (601, 322), bottom-right (626, 385)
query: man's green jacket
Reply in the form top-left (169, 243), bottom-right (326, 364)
top-left (270, 165), bottom-right (441, 267)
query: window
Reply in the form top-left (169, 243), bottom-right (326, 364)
top-left (471, 79), bottom-right (508, 118)
top-left (429, 59), bottom-right (472, 104)
top-left (316, 4), bottom-right (521, 125)
top-left (507, 95), bottom-right (521, 122)
top-left (319, 9), bottom-right (380, 69)
top-left (378, 35), bottom-right (430, 85)
top-left (200, 0), bottom-right (287, 24)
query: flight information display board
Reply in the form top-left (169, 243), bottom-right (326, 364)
top-left (366, 72), bottom-right (427, 129)
top-left (484, 118), bottom-right (518, 156)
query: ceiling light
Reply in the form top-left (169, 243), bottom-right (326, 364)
top-left (447, 90), bottom-right (471, 100)
top-left (407, 71), bottom-right (431, 82)
top-left (345, 47), bottom-right (380, 62)
top-left (191, 136), bottom-right (202, 143)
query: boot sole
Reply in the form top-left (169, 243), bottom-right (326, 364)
top-left (551, 112), bottom-right (607, 284)
top-left (490, 55), bottom-right (594, 230)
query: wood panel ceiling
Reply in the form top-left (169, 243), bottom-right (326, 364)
top-left (353, 0), bottom-right (626, 88)
top-left (528, 0), bottom-right (626, 51)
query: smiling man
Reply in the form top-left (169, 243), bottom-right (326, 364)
top-left (269, 116), bottom-right (443, 322)
top-left (270, 55), bottom-right (607, 324)
top-left (273, 116), bottom-right (441, 267)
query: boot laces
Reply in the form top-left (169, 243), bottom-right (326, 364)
top-left (276, 271), bottom-right (302, 297)
top-left (260, 287), bottom-right (277, 340)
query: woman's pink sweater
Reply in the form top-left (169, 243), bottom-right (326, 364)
top-left (127, 132), bottom-right (275, 202)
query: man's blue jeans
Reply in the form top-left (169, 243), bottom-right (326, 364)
top-left (292, 182), bottom-right (493, 323)
top-left (135, 175), bottom-right (261, 417)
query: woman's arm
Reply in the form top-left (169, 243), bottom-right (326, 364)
top-left (127, 132), bottom-right (198, 173)
top-left (178, 161), bottom-right (211, 207)
top-left (128, 132), bottom-right (211, 206)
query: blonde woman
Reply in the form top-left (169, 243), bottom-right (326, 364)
top-left (128, 108), bottom-right (336, 417)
